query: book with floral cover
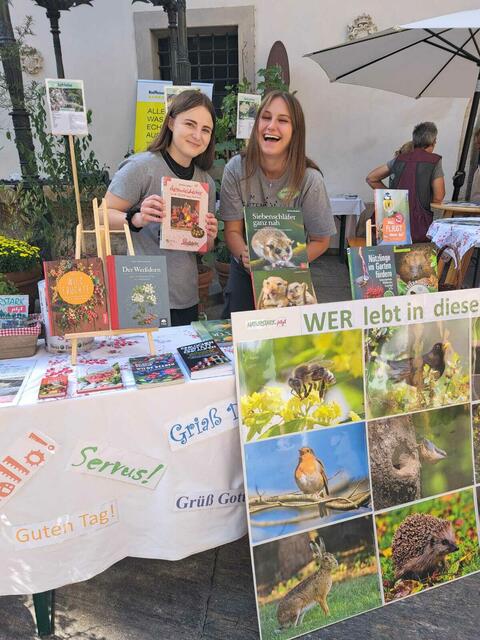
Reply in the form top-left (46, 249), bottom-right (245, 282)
top-left (160, 177), bottom-right (209, 252)
top-left (106, 256), bottom-right (170, 329)
top-left (43, 258), bottom-right (109, 336)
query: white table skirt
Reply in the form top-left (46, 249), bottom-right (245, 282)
top-left (329, 195), bottom-right (365, 248)
top-left (0, 326), bottom-right (247, 595)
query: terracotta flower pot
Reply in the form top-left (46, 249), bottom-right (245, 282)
top-left (4, 264), bottom-right (43, 312)
top-left (214, 259), bottom-right (230, 290)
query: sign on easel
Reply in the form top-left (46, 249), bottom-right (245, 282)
top-left (232, 290), bottom-right (480, 639)
top-left (45, 79), bottom-right (88, 136)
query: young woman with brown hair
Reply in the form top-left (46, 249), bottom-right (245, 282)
top-left (219, 90), bottom-right (336, 315)
top-left (105, 90), bottom-right (218, 326)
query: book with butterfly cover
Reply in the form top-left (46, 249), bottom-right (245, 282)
top-left (43, 258), bottom-right (109, 336)
top-left (177, 340), bottom-right (232, 380)
top-left (129, 353), bottom-right (185, 389)
top-left (160, 176), bottom-right (208, 252)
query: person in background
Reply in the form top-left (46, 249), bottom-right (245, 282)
top-left (470, 127), bottom-right (480, 203)
top-left (219, 90), bottom-right (336, 315)
top-left (366, 122), bottom-right (445, 242)
top-left (105, 90), bottom-right (218, 327)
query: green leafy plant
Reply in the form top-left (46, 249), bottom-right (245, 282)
top-left (0, 274), bottom-right (19, 295)
top-left (0, 235), bottom-right (41, 272)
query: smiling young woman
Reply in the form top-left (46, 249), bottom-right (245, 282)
top-left (219, 90), bottom-right (336, 316)
top-left (104, 90), bottom-right (218, 326)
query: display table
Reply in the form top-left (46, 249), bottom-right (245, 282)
top-left (431, 201), bottom-right (480, 219)
top-left (427, 217), bottom-right (480, 288)
top-left (329, 195), bottom-right (365, 261)
top-left (0, 326), bottom-right (246, 597)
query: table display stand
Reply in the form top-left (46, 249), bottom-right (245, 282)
top-left (33, 591), bottom-right (55, 636)
top-left (365, 219), bottom-right (374, 247)
top-left (66, 197), bottom-right (157, 365)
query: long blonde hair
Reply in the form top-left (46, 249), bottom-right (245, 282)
top-left (243, 90), bottom-right (319, 202)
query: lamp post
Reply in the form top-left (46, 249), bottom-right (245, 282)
top-left (32, 1), bottom-right (93, 78)
top-left (0, 0), bottom-right (38, 181)
top-left (132, 0), bottom-right (191, 84)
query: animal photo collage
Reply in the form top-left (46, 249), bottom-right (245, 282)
top-left (234, 309), bottom-right (480, 640)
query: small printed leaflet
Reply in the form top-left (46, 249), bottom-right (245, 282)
top-left (236, 92), bottom-right (261, 139)
top-left (38, 375), bottom-right (68, 400)
top-left (177, 340), bottom-right (232, 380)
top-left (43, 257), bottom-right (109, 336)
top-left (244, 206), bottom-right (317, 309)
top-left (68, 442), bottom-right (166, 489)
top-left (0, 295), bottom-right (29, 327)
top-left (129, 353), bottom-right (185, 389)
top-left (45, 78), bottom-right (88, 136)
top-left (348, 243), bottom-right (438, 299)
top-left (0, 431), bottom-right (58, 507)
top-left (374, 189), bottom-right (412, 245)
top-left (76, 362), bottom-right (123, 395)
top-left (160, 177), bottom-right (209, 252)
top-left (106, 255), bottom-right (170, 329)
top-left (0, 360), bottom-right (33, 406)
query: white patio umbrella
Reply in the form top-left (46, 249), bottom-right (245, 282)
top-left (305, 9), bottom-right (480, 199)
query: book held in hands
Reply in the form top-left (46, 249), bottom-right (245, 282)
top-left (129, 353), bottom-right (185, 389)
top-left (106, 255), bottom-right (170, 329)
top-left (160, 177), bottom-right (209, 252)
top-left (177, 340), bottom-right (232, 380)
top-left (243, 206), bottom-right (317, 309)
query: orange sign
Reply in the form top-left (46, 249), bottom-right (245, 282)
top-left (57, 271), bottom-right (94, 305)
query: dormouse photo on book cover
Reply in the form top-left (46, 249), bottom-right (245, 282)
top-left (160, 177), bottom-right (208, 252)
top-left (244, 207), bottom-right (308, 270)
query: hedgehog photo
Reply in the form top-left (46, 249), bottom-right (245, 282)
top-left (392, 513), bottom-right (458, 580)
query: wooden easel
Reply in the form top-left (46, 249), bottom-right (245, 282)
top-left (65, 197), bottom-right (157, 365)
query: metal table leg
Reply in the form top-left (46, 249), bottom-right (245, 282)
top-left (338, 215), bottom-right (346, 262)
top-left (33, 590), bottom-right (55, 636)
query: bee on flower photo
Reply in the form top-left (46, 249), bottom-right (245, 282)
top-left (237, 331), bottom-right (365, 442)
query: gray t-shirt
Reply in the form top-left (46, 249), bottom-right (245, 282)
top-left (219, 154), bottom-right (336, 238)
top-left (387, 156), bottom-right (444, 180)
top-left (108, 152), bottom-right (216, 309)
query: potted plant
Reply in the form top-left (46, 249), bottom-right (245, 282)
top-left (0, 235), bottom-right (42, 309)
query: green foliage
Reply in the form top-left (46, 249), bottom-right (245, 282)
top-left (259, 574), bottom-right (381, 640)
top-left (1, 84), bottom-right (109, 258)
top-left (0, 274), bottom-right (19, 295)
top-left (376, 489), bottom-right (480, 601)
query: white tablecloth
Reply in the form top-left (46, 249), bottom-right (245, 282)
top-left (329, 195), bottom-right (365, 248)
top-left (0, 326), bottom-right (247, 595)
top-left (428, 217), bottom-right (480, 262)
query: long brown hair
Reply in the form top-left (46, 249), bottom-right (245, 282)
top-left (147, 89), bottom-right (216, 170)
top-left (244, 90), bottom-right (319, 202)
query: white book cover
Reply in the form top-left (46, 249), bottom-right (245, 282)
top-left (160, 177), bottom-right (209, 253)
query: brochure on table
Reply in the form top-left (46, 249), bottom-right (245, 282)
top-left (45, 78), bottom-right (88, 136)
top-left (232, 290), bottom-right (480, 640)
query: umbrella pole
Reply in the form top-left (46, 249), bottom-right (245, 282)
top-left (452, 67), bottom-right (480, 201)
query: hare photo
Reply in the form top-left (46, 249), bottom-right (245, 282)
top-left (276, 538), bottom-right (337, 630)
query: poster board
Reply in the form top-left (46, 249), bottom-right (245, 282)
top-left (45, 79), bottom-right (88, 136)
top-left (232, 289), bottom-right (480, 639)
top-left (134, 80), bottom-right (214, 152)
